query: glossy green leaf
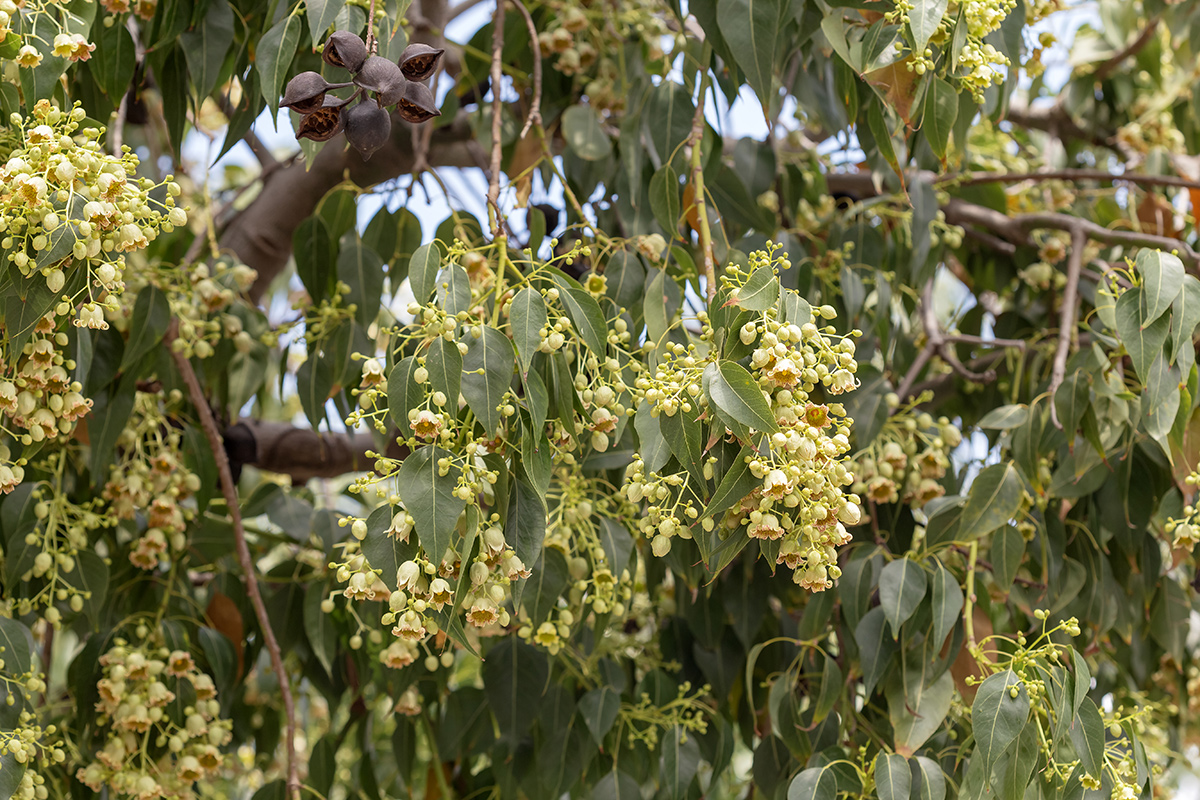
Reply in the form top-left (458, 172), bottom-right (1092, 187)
top-left (562, 104), bottom-right (612, 161)
top-left (1136, 249), bottom-right (1185, 326)
top-left (734, 264), bottom-right (780, 311)
top-left (889, 670), bottom-right (954, 756)
top-left (909, 0), bottom-right (951, 53)
top-left (396, 445), bottom-right (466, 562)
top-left (305, 0), bottom-right (347, 47)
top-left (337, 238), bottom-right (385, 327)
top-left (294, 216), bottom-right (336, 304)
top-left (717, 0), bottom-right (785, 109)
top-left (930, 562), bottom-right (963, 649)
top-left (482, 638), bottom-right (549, 747)
top-left (703, 360), bottom-right (779, 434)
top-left (510, 287), bottom-right (547, 376)
top-left (787, 764), bottom-right (842, 800)
top-left (921, 76), bottom-right (958, 160)
top-left (461, 326), bottom-right (515, 434)
top-left (879, 557), bottom-right (928, 636)
top-left (1053, 369), bottom-right (1090, 436)
top-left (990, 526), bottom-right (1025, 593)
top-left (957, 462), bottom-right (1023, 542)
top-left (120, 286), bottom-right (170, 372)
top-left (551, 276), bottom-right (609, 358)
top-left (0, 617), bottom-right (33, 676)
top-left (854, 606), bottom-right (899, 697)
top-left (181, 0), bottom-right (234, 102)
top-left (302, 585), bottom-right (337, 675)
top-left (387, 356), bottom-right (425, 433)
top-left (579, 686), bottom-right (621, 745)
top-left (971, 669), bottom-right (1030, 771)
top-left (660, 726), bottom-right (701, 800)
top-left (409, 243), bottom-right (441, 304)
top-left (425, 336), bottom-right (462, 409)
top-left (1115, 287), bottom-right (1170, 383)
top-left (875, 753), bottom-right (912, 800)
top-left (257, 13), bottom-right (301, 118)
top-left (650, 165), bottom-right (682, 235)
top-left (92, 20), bottom-right (137, 99)
top-left (911, 757), bottom-right (946, 800)
top-left (436, 264), bottom-right (471, 318)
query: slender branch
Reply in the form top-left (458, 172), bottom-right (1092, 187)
top-left (486, 0), bottom-right (505, 236)
top-left (365, 0), bottom-right (378, 54)
top-left (894, 342), bottom-right (935, 403)
top-left (166, 322), bottom-right (300, 800)
top-left (1092, 20), bottom-right (1159, 82)
top-left (964, 541), bottom-right (979, 652)
top-left (510, 0), bottom-right (542, 141)
top-left (688, 57), bottom-right (715, 302)
top-left (1048, 226), bottom-right (1087, 428)
top-left (945, 167), bottom-right (1200, 192)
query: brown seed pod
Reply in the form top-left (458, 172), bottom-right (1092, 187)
top-left (395, 81), bottom-right (441, 124)
top-left (323, 31), bottom-right (368, 73)
top-left (344, 99), bottom-right (392, 160)
top-left (354, 55), bottom-right (405, 95)
top-left (281, 71), bottom-right (352, 115)
top-left (398, 43), bottom-right (444, 82)
top-left (296, 99), bottom-right (346, 142)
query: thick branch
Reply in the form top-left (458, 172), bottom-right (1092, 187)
top-left (167, 325), bottom-right (300, 800)
top-left (486, 0), bottom-right (504, 235)
top-left (946, 168), bottom-right (1200, 192)
top-left (220, 113), bottom-right (478, 304)
top-left (1001, 103), bottom-right (1111, 149)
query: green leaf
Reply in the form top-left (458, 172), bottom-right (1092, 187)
top-left (293, 216), bottom-right (336, 305)
top-left (813, 654), bottom-right (841, 724)
top-left (1053, 369), bottom-right (1090, 435)
top-left (305, 0), bottom-right (347, 47)
top-left (505, 476), bottom-right (546, 579)
top-left (1115, 287), bottom-right (1170, 383)
top-left (930, 563), bottom-right (963, 649)
top-left (361, 505), bottom-right (417, 590)
top-left (510, 287), bottom-right (547, 376)
top-left (597, 518), bottom-right (634, 578)
top-left (660, 726), bottom-right (702, 800)
top-left (854, 606), bottom-right (899, 697)
top-left (1069, 697), bottom-right (1105, 780)
top-left (889, 670), bottom-right (953, 756)
top-left (1143, 354), bottom-right (1181, 442)
top-left (879, 558), bottom-right (928, 637)
top-left (461, 327), bottom-right (515, 434)
top-left (0, 617), bottom-right (33, 675)
top-left (643, 81), bottom-right (695, 169)
top-left (308, 735), bottom-right (338, 798)
top-left (911, 757), bottom-right (946, 800)
top-left (562, 105), bottom-right (612, 161)
top-left (90, 376), bottom-right (138, 483)
top-left (650, 165), bottom-right (682, 235)
top-left (409, 243), bottom-right (441, 304)
top-left (303, 586), bottom-right (337, 675)
top-left (787, 764), bottom-right (842, 800)
top-left (92, 20), bottom-right (137, 99)
top-left (1170, 275), bottom-right (1200, 372)
top-left (604, 250), bottom-right (647, 315)
top-left (660, 407), bottom-right (705, 487)
top-left (920, 76), bottom-right (958, 160)
top-left (181, 0), bottom-right (234, 102)
top-left (482, 638), bottom-right (549, 747)
top-left (396, 446), bottom-right (466, 562)
top-left (592, 770), bottom-right (643, 800)
top-left (257, 12), bottom-right (302, 119)
top-left (551, 276), bottom-right (609, 358)
top-left (1070, 648), bottom-right (1090, 712)
top-left (0, 752), bottom-right (27, 800)
top-left (717, 0), bottom-right (785, 109)
top-left (909, 0), bottom-right (951, 53)
top-left (957, 462), bottom-right (1023, 542)
top-left (579, 686), bottom-right (622, 745)
top-left (1136, 249), bottom-right (1185, 326)
top-left (703, 361), bottom-right (779, 434)
top-left (993, 722), bottom-right (1038, 800)
top-left (971, 669), bottom-right (1030, 771)
top-left (387, 356), bottom-right (426, 434)
top-left (337, 237), bottom-right (385, 327)
top-left (425, 337), bottom-right (462, 410)
top-left (437, 264), bottom-right (471, 318)
top-left (296, 349), bottom-right (334, 427)
top-left (120, 286), bottom-right (170, 372)
top-left (734, 265), bottom-right (780, 311)
top-left (63, 550), bottom-right (109, 629)
top-left (990, 525), bottom-right (1025, 593)
top-left (701, 446), bottom-right (755, 522)
top-left (874, 753), bottom-right (912, 800)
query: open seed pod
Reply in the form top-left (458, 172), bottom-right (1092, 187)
top-left (395, 81), bottom-right (441, 124)
top-left (343, 99), bottom-right (392, 160)
top-left (354, 55), bottom-right (405, 96)
top-left (322, 31), bottom-right (368, 73)
top-left (296, 97), bottom-right (348, 142)
top-left (398, 43), bottom-right (444, 82)
top-left (281, 72), bottom-right (353, 115)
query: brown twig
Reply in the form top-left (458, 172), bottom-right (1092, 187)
top-left (945, 166), bottom-right (1200, 192)
top-left (165, 321), bottom-right (300, 800)
top-left (509, 0), bottom-right (543, 140)
top-left (1093, 20), bottom-right (1160, 82)
top-left (950, 545), bottom-right (1047, 590)
top-left (1048, 226), bottom-right (1087, 429)
top-left (486, 0), bottom-right (505, 237)
top-left (688, 56), bottom-right (716, 302)
top-left (365, 0), bottom-right (378, 54)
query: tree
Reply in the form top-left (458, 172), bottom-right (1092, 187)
top-left (0, 0), bottom-right (1197, 797)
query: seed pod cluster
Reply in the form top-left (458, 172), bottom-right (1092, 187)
top-left (282, 33), bottom-right (445, 161)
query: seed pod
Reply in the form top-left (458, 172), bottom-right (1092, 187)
top-left (378, 74), bottom-right (409, 108)
top-left (295, 97), bottom-right (347, 142)
top-left (398, 43), bottom-right (444, 82)
top-left (354, 55), bottom-right (405, 96)
top-left (344, 100), bottom-right (392, 160)
top-left (323, 31), bottom-right (368, 73)
top-left (395, 81), bottom-right (441, 124)
top-left (281, 71), bottom-right (352, 115)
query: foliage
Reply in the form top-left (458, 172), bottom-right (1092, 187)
top-left (0, 0), bottom-right (1199, 798)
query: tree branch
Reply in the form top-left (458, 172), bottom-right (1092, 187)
top-left (486, 0), bottom-right (505, 236)
top-left (945, 167), bottom-right (1200, 192)
top-left (166, 323), bottom-right (300, 800)
top-left (1092, 20), bottom-right (1159, 82)
top-left (1048, 226), bottom-right (1087, 429)
top-left (689, 57), bottom-right (715, 302)
top-left (509, 0), bottom-right (542, 140)
top-left (225, 419), bottom-right (409, 483)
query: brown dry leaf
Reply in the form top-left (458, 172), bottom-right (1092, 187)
top-left (863, 59), bottom-right (917, 126)
top-left (205, 591), bottom-right (245, 680)
top-left (1137, 191), bottom-right (1178, 238)
top-left (508, 133), bottom-right (542, 210)
top-left (682, 182), bottom-right (700, 234)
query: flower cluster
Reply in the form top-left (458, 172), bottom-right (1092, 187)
top-left (1, 101), bottom-right (184, 326)
top-left (2, 0), bottom-right (99, 68)
top-left (887, 0), bottom-right (1017, 100)
top-left (0, 710), bottom-right (65, 800)
top-left (102, 393), bottom-right (202, 570)
top-left (851, 399), bottom-right (961, 512)
top-left (627, 245), bottom-right (862, 591)
top-left (77, 640), bottom-right (232, 800)
top-left (1163, 471), bottom-right (1200, 550)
